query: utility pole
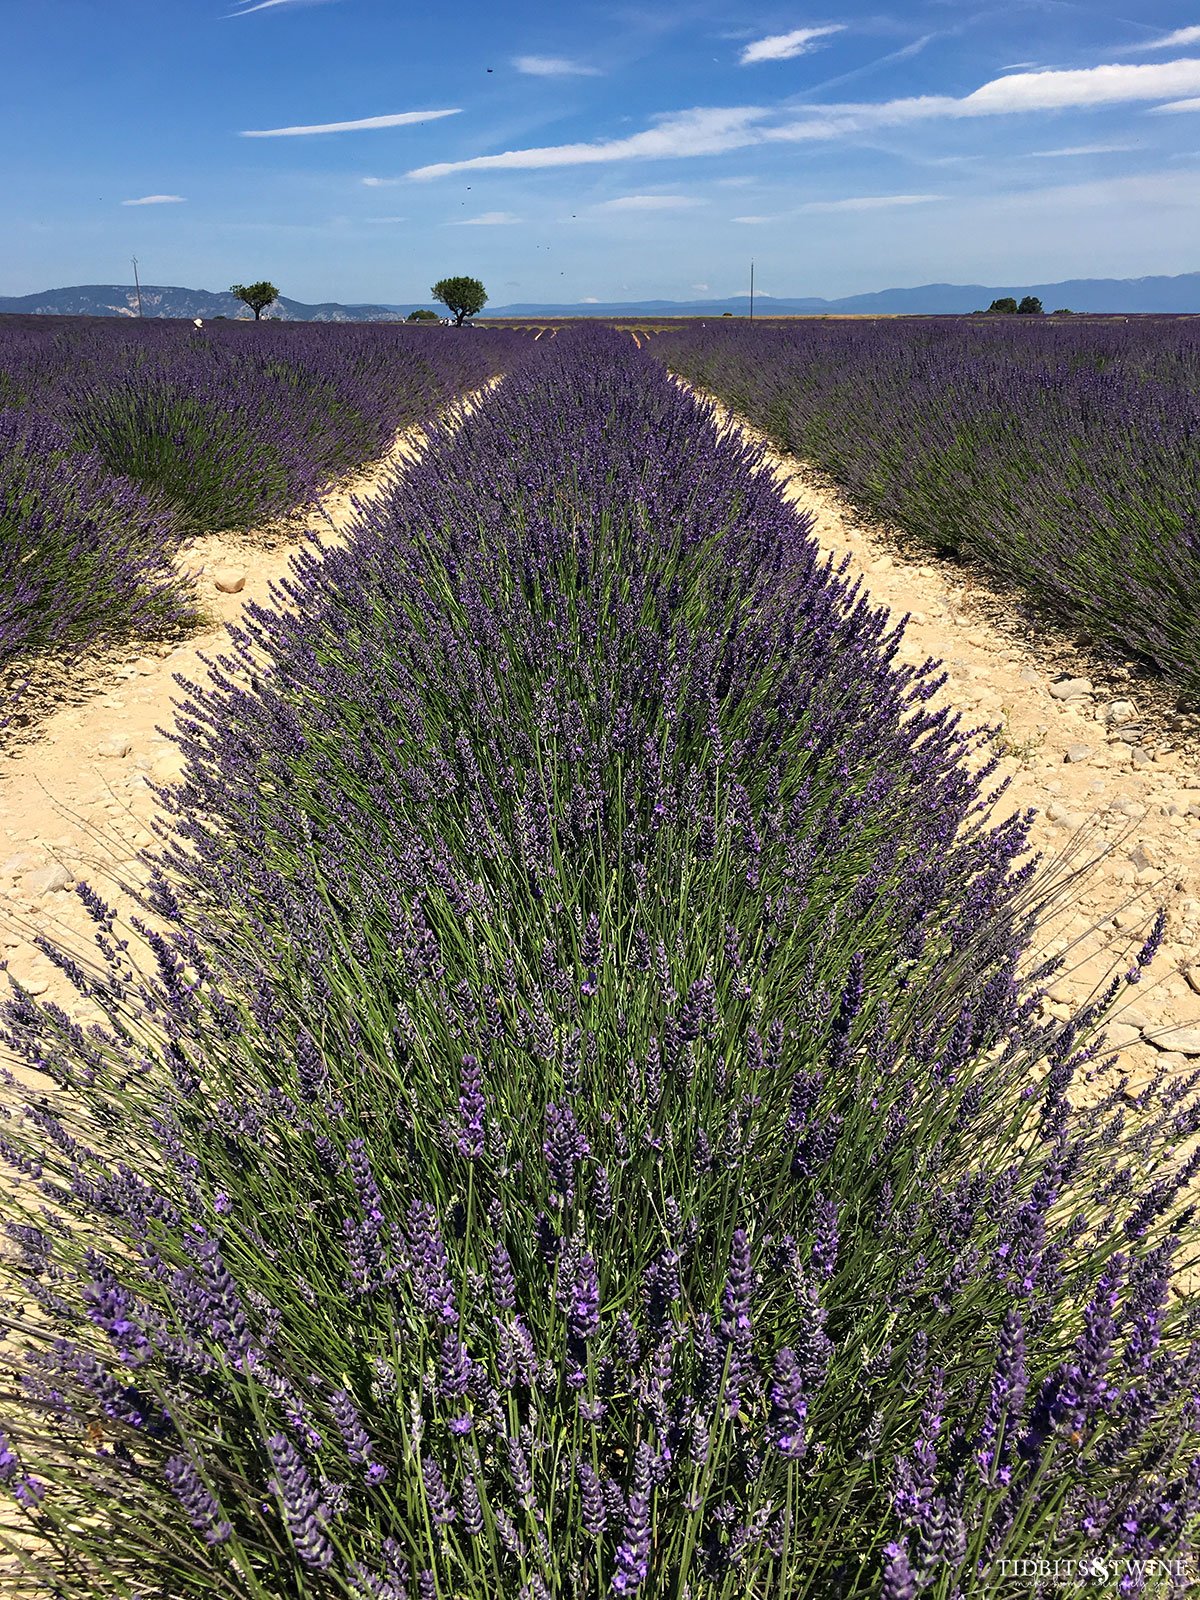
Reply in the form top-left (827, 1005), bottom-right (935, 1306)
top-left (749, 259), bottom-right (755, 323)
top-left (131, 256), bottom-right (143, 317)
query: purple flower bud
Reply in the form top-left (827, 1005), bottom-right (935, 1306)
top-left (457, 1052), bottom-right (486, 1161)
top-left (544, 1101), bottom-right (590, 1205)
top-left (422, 1453), bottom-right (455, 1526)
top-left (567, 1251), bottom-right (601, 1343)
top-left (164, 1453), bottom-right (232, 1546)
top-left (267, 1432), bottom-right (333, 1570)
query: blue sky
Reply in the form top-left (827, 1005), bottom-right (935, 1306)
top-left (7, 0), bottom-right (1200, 305)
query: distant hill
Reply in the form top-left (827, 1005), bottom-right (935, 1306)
top-left (4, 272), bottom-right (1200, 322)
top-left (478, 272), bottom-right (1200, 318)
top-left (0, 284), bottom-right (415, 322)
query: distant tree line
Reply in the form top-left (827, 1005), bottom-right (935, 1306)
top-left (971, 296), bottom-right (1074, 316)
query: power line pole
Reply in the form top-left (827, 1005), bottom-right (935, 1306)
top-left (131, 256), bottom-right (143, 317)
top-left (749, 259), bottom-right (755, 323)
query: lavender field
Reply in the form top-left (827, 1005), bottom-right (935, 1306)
top-left (2, 324), bottom-right (1199, 1598)
top-left (0, 316), bottom-right (523, 699)
top-left (655, 317), bottom-right (1200, 700)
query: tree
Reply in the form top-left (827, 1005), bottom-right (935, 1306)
top-left (406, 309), bottom-right (441, 323)
top-left (986, 297), bottom-right (1019, 315)
top-left (229, 282), bottom-right (280, 321)
top-left (1049, 307), bottom-right (1074, 317)
top-left (431, 276), bottom-right (488, 326)
top-left (1017, 295), bottom-right (1044, 315)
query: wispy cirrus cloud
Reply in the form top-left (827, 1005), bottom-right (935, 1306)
top-left (121, 193), bottom-right (186, 205)
top-left (1027, 142), bottom-right (1139, 156)
top-left (242, 109), bottom-right (460, 137)
top-left (740, 25), bottom-right (844, 65)
top-left (407, 107), bottom-right (766, 179)
top-left (1150, 95), bottom-right (1200, 112)
top-left (1127, 25), bottom-right (1200, 52)
top-left (594, 193), bottom-right (705, 210)
top-left (513, 55), bottom-right (601, 77)
top-left (227, 0), bottom-right (340, 15)
top-left (799, 192), bottom-right (941, 212)
top-left (451, 210), bottom-right (521, 225)
top-left (408, 59), bottom-right (1200, 180)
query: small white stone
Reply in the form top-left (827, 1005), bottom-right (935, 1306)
top-left (213, 567), bottom-right (247, 594)
top-left (21, 864), bottom-right (72, 896)
top-left (1064, 745), bottom-right (1093, 764)
top-left (1144, 1026), bottom-right (1200, 1057)
top-left (1049, 677), bottom-right (1093, 700)
top-left (97, 736), bottom-right (133, 759)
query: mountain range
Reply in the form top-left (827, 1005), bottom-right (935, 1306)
top-left (3, 273), bottom-right (1200, 321)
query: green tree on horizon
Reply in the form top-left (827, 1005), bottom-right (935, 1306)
top-left (431, 276), bottom-right (488, 326)
top-left (229, 281), bottom-right (280, 321)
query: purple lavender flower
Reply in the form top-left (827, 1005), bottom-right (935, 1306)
top-left (457, 1052), bottom-right (486, 1160)
top-left (406, 1197), bottom-right (458, 1324)
top-left (0, 1432), bottom-right (44, 1511)
top-left (267, 1432), bottom-right (334, 1570)
top-left (768, 1348), bottom-right (808, 1459)
top-left (543, 1101), bottom-right (590, 1206)
top-left (422, 1453), bottom-right (455, 1527)
top-left (577, 1459), bottom-right (607, 1536)
top-left (567, 1251), bottom-right (601, 1343)
top-left (611, 1443), bottom-right (654, 1595)
top-left (329, 1387), bottom-right (387, 1485)
top-left (880, 1540), bottom-right (917, 1600)
top-left (164, 1453), bottom-right (233, 1546)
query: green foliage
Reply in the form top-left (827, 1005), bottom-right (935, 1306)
top-left (229, 281), bottom-right (281, 321)
top-left (406, 308), bottom-right (441, 323)
top-left (431, 274), bottom-right (488, 325)
top-left (1017, 296), bottom-right (1044, 315)
top-left (986, 297), bottom-right (1019, 314)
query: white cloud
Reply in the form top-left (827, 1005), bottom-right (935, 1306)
top-left (582, 296), bottom-right (600, 303)
top-left (740, 25), bottom-right (844, 66)
top-left (1151, 96), bottom-right (1200, 112)
top-left (595, 194), bottom-right (705, 210)
top-left (733, 214), bottom-right (776, 224)
top-left (409, 59), bottom-right (1200, 180)
top-left (798, 192), bottom-right (941, 212)
top-left (1028, 142), bottom-right (1139, 156)
top-left (692, 281), bottom-right (710, 291)
top-left (228, 0), bottom-right (339, 13)
top-left (407, 107), bottom-right (766, 179)
top-left (954, 58), bottom-right (1200, 114)
top-left (121, 194), bottom-right (186, 205)
top-left (452, 210), bottom-right (521, 225)
top-left (242, 109), bottom-right (460, 138)
top-left (513, 55), bottom-right (600, 77)
top-left (1128, 26), bottom-right (1200, 52)
top-left (363, 215), bottom-right (409, 223)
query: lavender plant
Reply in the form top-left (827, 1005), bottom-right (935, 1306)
top-left (1, 328), bottom-right (1197, 1598)
top-left (0, 407), bottom-right (199, 679)
top-left (0, 315), bottom-right (528, 722)
top-left (654, 317), bottom-right (1200, 698)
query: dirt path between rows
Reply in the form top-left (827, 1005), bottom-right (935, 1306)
top-left (0, 389), bottom-right (494, 1085)
top-left (703, 396), bottom-right (1200, 1085)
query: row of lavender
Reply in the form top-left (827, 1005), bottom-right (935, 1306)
top-left (652, 318), bottom-right (1200, 697)
top-left (0, 316), bottom-right (522, 695)
top-left (3, 327), bottom-right (1199, 1596)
